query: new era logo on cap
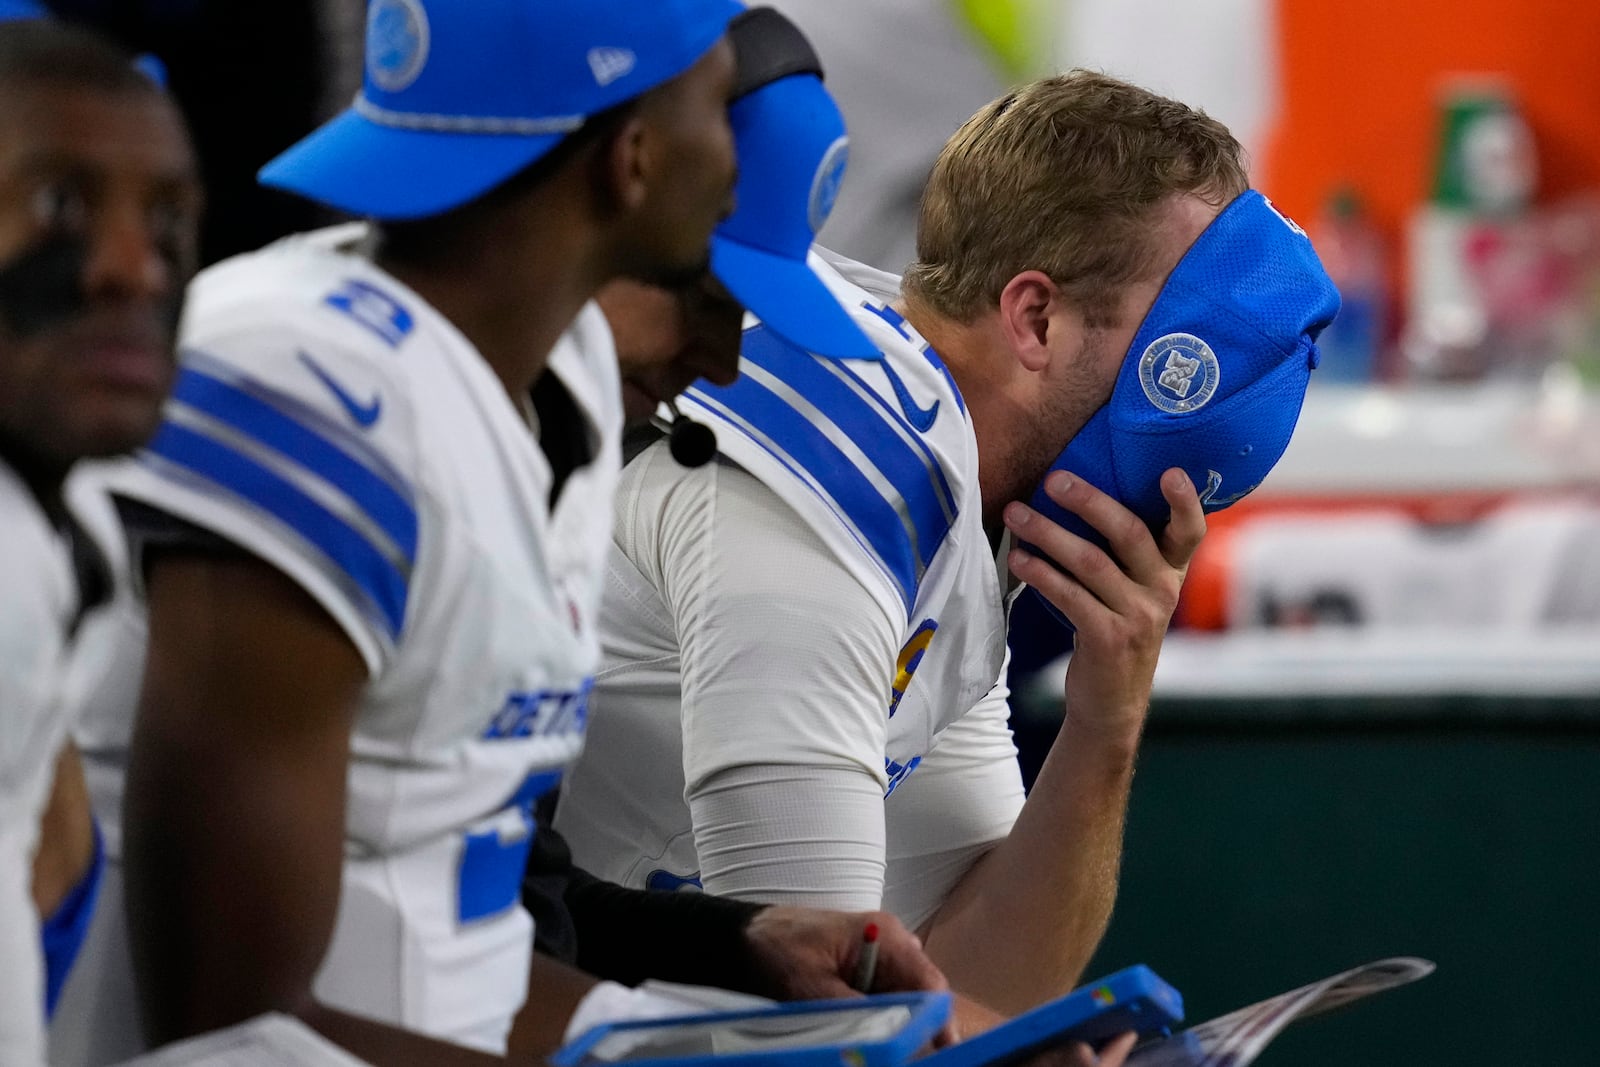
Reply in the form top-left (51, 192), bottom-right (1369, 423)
top-left (588, 46), bottom-right (637, 86)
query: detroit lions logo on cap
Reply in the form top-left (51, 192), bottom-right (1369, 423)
top-left (367, 0), bottom-right (430, 93)
top-left (1139, 332), bottom-right (1220, 414)
top-left (807, 136), bottom-right (849, 235)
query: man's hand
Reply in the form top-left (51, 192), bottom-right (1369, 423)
top-left (742, 907), bottom-right (948, 1002)
top-left (1003, 468), bottom-right (1205, 745)
top-left (743, 907), bottom-right (957, 1046)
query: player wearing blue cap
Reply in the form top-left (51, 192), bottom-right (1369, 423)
top-left (508, 1), bottom-right (901, 1007)
top-left (594, 7), bottom-right (874, 438)
top-left (555, 70), bottom-right (1338, 1040)
top-left (88, 0), bottom-right (737, 1059)
top-left (0, 19), bottom-right (199, 1065)
top-left (0, 0), bottom-right (45, 20)
top-left (55, 2), bottom-right (951, 1063)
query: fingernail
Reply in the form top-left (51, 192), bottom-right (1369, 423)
top-left (1003, 502), bottom-right (1031, 528)
top-left (1165, 468), bottom-right (1192, 493)
top-left (1047, 471), bottom-right (1073, 495)
top-left (1008, 548), bottom-right (1034, 570)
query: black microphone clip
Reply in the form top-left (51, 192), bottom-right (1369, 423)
top-left (652, 398), bottom-right (717, 469)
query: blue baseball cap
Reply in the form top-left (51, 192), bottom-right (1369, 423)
top-left (708, 10), bottom-right (875, 359)
top-left (1022, 190), bottom-right (1340, 626)
top-left (711, 73), bottom-right (875, 359)
top-left (0, 0), bottom-right (48, 20)
top-left (261, 0), bottom-right (742, 220)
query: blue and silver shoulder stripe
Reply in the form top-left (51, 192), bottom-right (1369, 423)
top-left (140, 353), bottom-right (417, 639)
top-left (687, 326), bottom-right (958, 616)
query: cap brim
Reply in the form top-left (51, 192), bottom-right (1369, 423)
top-left (0, 0), bottom-right (47, 19)
top-left (711, 236), bottom-right (878, 359)
top-left (259, 108), bottom-right (564, 221)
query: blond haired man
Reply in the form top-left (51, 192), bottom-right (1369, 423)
top-left (556, 69), bottom-right (1338, 1026)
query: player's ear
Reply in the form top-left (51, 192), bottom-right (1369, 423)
top-left (998, 270), bottom-right (1084, 374)
top-left (596, 113), bottom-right (654, 216)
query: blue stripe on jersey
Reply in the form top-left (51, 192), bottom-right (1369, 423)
top-left (692, 328), bottom-right (956, 613)
top-left (824, 358), bottom-right (958, 519)
top-left (146, 420), bottom-right (409, 638)
top-left (740, 327), bottom-right (955, 566)
top-left (695, 380), bottom-right (919, 612)
top-left (171, 366), bottom-right (418, 562)
top-left (691, 389), bottom-right (907, 610)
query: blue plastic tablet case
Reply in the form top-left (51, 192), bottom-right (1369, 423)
top-left (551, 991), bottom-right (952, 1067)
top-left (921, 965), bottom-right (1183, 1067)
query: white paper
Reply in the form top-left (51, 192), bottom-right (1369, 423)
top-left (1126, 957), bottom-right (1436, 1067)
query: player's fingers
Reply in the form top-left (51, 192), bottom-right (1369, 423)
top-left (1005, 545), bottom-right (1114, 632)
top-left (1156, 468), bottom-right (1206, 570)
top-left (1032, 472), bottom-right (1170, 583)
top-left (1003, 505), bottom-right (1130, 619)
top-left (863, 912), bottom-right (949, 997)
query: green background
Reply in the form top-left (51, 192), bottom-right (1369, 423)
top-left (1012, 696), bottom-right (1600, 1065)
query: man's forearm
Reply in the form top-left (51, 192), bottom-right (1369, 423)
top-left (921, 717), bottom-right (1140, 1015)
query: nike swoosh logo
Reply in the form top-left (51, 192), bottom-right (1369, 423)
top-left (298, 351), bottom-right (382, 428)
top-left (879, 360), bottom-right (940, 433)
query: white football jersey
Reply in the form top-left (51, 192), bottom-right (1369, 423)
top-left (96, 224), bottom-right (621, 1052)
top-left (556, 251), bottom-right (1012, 922)
top-left (0, 460), bottom-right (80, 1065)
top-left (680, 251), bottom-right (1007, 776)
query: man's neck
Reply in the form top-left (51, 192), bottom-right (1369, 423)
top-left (900, 300), bottom-right (1024, 528)
top-left (377, 196), bottom-right (614, 403)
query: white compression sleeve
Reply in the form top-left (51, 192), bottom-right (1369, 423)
top-left (649, 457), bottom-right (904, 912)
top-left (882, 671), bottom-right (1026, 931)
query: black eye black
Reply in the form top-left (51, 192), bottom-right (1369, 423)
top-left (31, 182), bottom-right (90, 232)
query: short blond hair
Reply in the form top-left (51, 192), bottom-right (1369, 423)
top-left (903, 71), bottom-right (1248, 327)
